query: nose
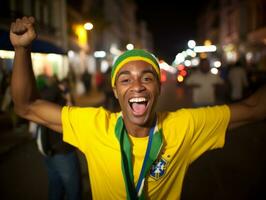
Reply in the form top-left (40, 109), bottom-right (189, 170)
top-left (130, 79), bottom-right (145, 93)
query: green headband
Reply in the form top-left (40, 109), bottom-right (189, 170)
top-left (111, 49), bottom-right (160, 87)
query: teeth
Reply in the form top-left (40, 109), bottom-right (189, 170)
top-left (129, 97), bottom-right (147, 103)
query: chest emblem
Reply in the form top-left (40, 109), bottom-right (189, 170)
top-left (149, 157), bottom-right (168, 180)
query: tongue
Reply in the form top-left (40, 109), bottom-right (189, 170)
top-left (132, 103), bottom-right (146, 115)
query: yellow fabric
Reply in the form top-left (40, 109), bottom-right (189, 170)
top-left (62, 105), bottom-right (230, 199)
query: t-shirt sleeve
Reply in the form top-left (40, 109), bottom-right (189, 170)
top-left (187, 105), bottom-right (230, 163)
top-left (61, 106), bottom-right (110, 153)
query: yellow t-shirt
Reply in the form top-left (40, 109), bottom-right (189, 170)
top-left (62, 105), bottom-right (230, 199)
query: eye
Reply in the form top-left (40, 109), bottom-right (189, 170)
top-left (142, 74), bottom-right (154, 83)
top-left (121, 78), bottom-right (129, 83)
top-left (118, 75), bottom-right (131, 84)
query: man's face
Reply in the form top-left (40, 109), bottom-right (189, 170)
top-left (113, 60), bottom-right (160, 127)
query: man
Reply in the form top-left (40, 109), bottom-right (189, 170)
top-left (228, 60), bottom-right (249, 102)
top-left (10, 17), bottom-right (266, 199)
top-left (185, 58), bottom-right (224, 107)
top-left (32, 74), bottom-right (82, 200)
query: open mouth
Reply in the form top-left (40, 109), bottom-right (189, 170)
top-left (128, 97), bottom-right (148, 116)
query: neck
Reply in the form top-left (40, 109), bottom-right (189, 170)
top-left (123, 115), bottom-right (156, 138)
top-left (128, 126), bottom-right (150, 137)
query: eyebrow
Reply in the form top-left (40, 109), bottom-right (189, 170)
top-left (142, 69), bottom-right (157, 76)
top-left (117, 68), bottom-right (156, 77)
top-left (117, 71), bottom-right (131, 78)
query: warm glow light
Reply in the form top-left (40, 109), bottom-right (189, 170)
top-left (84, 22), bottom-right (93, 30)
top-left (67, 50), bottom-right (75, 58)
top-left (47, 53), bottom-right (61, 61)
top-left (194, 45), bottom-right (217, 53)
top-left (182, 51), bottom-right (188, 57)
top-left (94, 51), bottom-right (106, 58)
top-left (246, 52), bottom-right (253, 61)
top-left (0, 50), bottom-right (14, 59)
top-left (110, 44), bottom-right (122, 55)
top-left (73, 25), bottom-right (87, 46)
top-left (126, 43), bottom-right (134, 50)
top-left (225, 51), bottom-right (237, 62)
top-left (0, 50), bottom-right (68, 80)
top-left (213, 61), bottom-right (221, 68)
top-left (210, 68), bottom-right (218, 74)
top-left (188, 40), bottom-right (196, 48)
top-left (160, 70), bottom-right (167, 82)
top-left (199, 53), bottom-right (207, 59)
top-left (204, 40), bottom-right (212, 46)
top-left (179, 70), bottom-right (187, 77)
top-left (184, 60), bottom-right (191, 67)
top-left (159, 60), bottom-right (177, 74)
top-left (174, 53), bottom-right (185, 64)
top-left (177, 75), bottom-right (184, 82)
top-left (190, 51), bottom-right (197, 57)
top-left (186, 49), bottom-right (195, 57)
top-left (191, 58), bottom-right (200, 66)
top-left (177, 64), bottom-right (185, 71)
top-left (101, 60), bottom-right (109, 73)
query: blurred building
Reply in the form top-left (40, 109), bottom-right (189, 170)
top-left (0, 0), bottom-right (154, 90)
top-left (0, 0), bottom-right (69, 79)
top-left (197, 0), bottom-right (266, 69)
top-left (66, 0), bottom-right (154, 93)
top-left (85, 0), bottom-right (154, 74)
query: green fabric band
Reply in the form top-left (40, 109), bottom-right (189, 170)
top-left (115, 115), bottom-right (163, 199)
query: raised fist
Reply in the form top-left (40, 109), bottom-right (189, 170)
top-left (10, 16), bottom-right (37, 49)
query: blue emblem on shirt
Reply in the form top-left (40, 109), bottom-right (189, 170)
top-left (150, 158), bottom-right (167, 180)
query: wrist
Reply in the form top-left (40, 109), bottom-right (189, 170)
top-left (14, 46), bottom-right (32, 52)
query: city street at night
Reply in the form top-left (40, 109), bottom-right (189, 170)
top-left (1, 0), bottom-right (266, 199)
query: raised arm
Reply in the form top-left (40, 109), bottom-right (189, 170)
top-left (10, 16), bottom-right (62, 132)
top-left (228, 84), bottom-right (266, 129)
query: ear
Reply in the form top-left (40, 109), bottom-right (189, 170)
top-left (113, 87), bottom-right (118, 99)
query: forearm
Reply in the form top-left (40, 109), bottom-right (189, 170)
top-left (229, 84), bottom-right (266, 128)
top-left (243, 84), bottom-right (266, 120)
top-left (11, 47), bottom-right (39, 112)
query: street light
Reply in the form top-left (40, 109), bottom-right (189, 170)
top-left (126, 43), bottom-right (134, 50)
top-left (188, 40), bottom-right (196, 49)
top-left (73, 21), bottom-right (93, 48)
top-left (84, 22), bottom-right (93, 31)
top-left (73, 25), bottom-right (87, 46)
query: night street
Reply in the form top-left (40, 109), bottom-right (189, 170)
top-left (1, 0), bottom-right (266, 199)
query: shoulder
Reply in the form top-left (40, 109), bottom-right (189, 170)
top-left (163, 105), bottom-right (230, 124)
top-left (62, 106), bottom-right (117, 121)
top-left (159, 109), bottom-right (192, 126)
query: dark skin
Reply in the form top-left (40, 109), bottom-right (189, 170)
top-left (113, 61), bottom-right (161, 137)
top-left (9, 16), bottom-right (266, 137)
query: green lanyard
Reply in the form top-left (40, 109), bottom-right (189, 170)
top-left (115, 115), bottom-right (163, 199)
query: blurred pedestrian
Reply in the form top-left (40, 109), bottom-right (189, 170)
top-left (58, 78), bottom-right (75, 106)
top-left (185, 58), bottom-right (224, 107)
top-left (102, 67), bottom-right (118, 111)
top-left (1, 73), bottom-right (12, 112)
top-left (30, 75), bottom-right (82, 200)
top-left (81, 69), bottom-right (92, 93)
top-left (228, 60), bottom-right (249, 102)
top-left (94, 70), bottom-right (104, 91)
top-left (10, 16), bottom-right (266, 200)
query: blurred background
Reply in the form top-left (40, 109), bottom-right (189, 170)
top-left (0, 0), bottom-right (266, 199)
